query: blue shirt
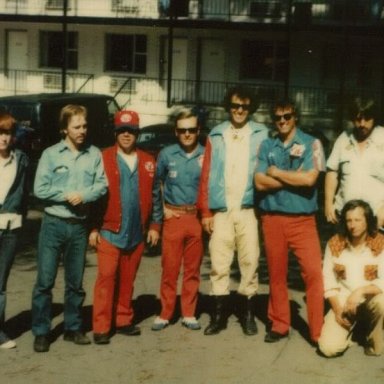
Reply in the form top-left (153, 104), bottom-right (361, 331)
top-left (256, 128), bottom-right (325, 214)
top-left (34, 140), bottom-right (107, 219)
top-left (101, 154), bottom-right (143, 250)
top-left (152, 143), bottom-right (204, 223)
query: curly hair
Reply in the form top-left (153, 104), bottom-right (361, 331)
top-left (223, 86), bottom-right (260, 114)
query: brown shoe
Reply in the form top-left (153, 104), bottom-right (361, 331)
top-left (116, 325), bottom-right (141, 336)
top-left (63, 331), bottom-right (91, 345)
top-left (93, 333), bottom-right (110, 345)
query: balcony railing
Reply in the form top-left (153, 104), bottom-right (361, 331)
top-left (1, 0), bottom-right (383, 25)
top-left (0, 69), bottom-right (94, 95)
top-left (1, 69), bottom-right (382, 135)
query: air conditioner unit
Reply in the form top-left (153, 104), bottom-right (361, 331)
top-left (45, 0), bottom-right (71, 10)
top-left (250, 1), bottom-right (282, 18)
top-left (43, 73), bottom-right (62, 89)
top-left (110, 78), bottom-right (133, 94)
top-left (114, 0), bottom-right (139, 13)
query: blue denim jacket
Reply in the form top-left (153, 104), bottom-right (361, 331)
top-left (0, 149), bottom-right (29, 216)
top-left (34, 140), bottom-right (107, 219)
top-left (206, 120), bottom-right (268, 211)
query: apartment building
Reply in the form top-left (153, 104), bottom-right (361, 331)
top-left (0, 0), bottom-right (383, 134)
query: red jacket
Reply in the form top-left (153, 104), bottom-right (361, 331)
top-left (92, 145), bottom-right (160, 234)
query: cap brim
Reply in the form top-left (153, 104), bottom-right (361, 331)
top-left (114, 125), bottom-right (140, 133)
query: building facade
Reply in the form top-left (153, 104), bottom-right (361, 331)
top-left (1, 0), bottom-right (383, 135)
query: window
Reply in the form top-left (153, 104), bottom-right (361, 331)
top-left (105, 34), bottom-right (147, 74)
top-left (39, 31), bottom-right (78, 69)
top-left (240, 40), bottom-right (288, 81)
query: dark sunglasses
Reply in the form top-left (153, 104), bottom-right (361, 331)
top-left (230, 103), bottom-right (251, 111)
top-left (176, 127), bottom-right (199, 134)
top-left (115, 127), bottom-right (140, 135)
top-left (273, 113), bottom-right (294, 122)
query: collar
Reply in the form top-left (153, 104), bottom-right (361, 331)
top-left (58, 140), bottom-right (90, 154)
top-left (328, 233), bottom-right (384, 257)
top-left (271, 127), bottom-right (305, 149)
top-left (0, 151), bottom-right (16, 167)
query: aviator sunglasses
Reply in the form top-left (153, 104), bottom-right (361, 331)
top-left (273, 113), bottom-right (294, 122)
top-left (176, 127), bottom-right (199, 134)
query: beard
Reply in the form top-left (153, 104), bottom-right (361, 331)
top-left (353, 126), bottom-right (373, 142)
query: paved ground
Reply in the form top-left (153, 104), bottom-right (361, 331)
top-left (1, 209), bottom-right (384, 384)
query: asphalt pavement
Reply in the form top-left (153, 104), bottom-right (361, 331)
top-left (1, 209), bottom-right (383, 384)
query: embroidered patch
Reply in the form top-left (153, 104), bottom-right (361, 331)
top-left (364, 265), bottom-right (378, 281)
top-left (334, 263), bottom-right (346, 280)
top-left (144, 161), bottom-right (155, 176)
top-left (290, 144), bottom-right (305, 157)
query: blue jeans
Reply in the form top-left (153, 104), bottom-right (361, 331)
top-left (0, 229), bottom-right (19, 329)
top-left (31, 214), bottom-right (87, 336)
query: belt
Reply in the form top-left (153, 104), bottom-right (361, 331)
top-left (165, 203), bottom-right (197, 215)
top-left (45, 212), bottom-right (86, 225)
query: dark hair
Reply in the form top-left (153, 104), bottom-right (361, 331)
top-left (348, 97), bottom-right (379, 122)
top-left (339, 199), bottom-right (377, 239)
top-left (0, 111), bottom-right (16, 134)
top-left (59, 104), bottom-right (87, 137)
top-left (223, 86), bottom-right (259, 114)
top-left (270, 99), bottom-right (299, 121)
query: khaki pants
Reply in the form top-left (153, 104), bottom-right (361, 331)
top-left (318, 294), bottom-right (384, 357)
top-left (209, 208), bottom-right (259, 297)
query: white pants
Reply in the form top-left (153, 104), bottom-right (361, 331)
top-left (318, 293), bottom-right (384, 357)
top-left (209, 208), bottom-right (259, 297)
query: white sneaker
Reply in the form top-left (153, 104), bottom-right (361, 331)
top-left (0, 339), bottom-right (17, 349)
top-left (181, 317), bottom-right (201, 330)
top-left (151, 316), bottom-right (169, 331)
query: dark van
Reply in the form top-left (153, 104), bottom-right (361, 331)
top-left (0, 93), bottom-right (120, 164)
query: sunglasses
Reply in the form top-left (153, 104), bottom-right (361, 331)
top-left (176, 127), bottom-right (199, 134)
top-left (273, 113), bottom-right (294, 122)
top-left (230, 103), bottom-right (251, 111)
top-left (115, 127), bottom-right (140, 135)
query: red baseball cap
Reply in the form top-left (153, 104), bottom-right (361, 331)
top-left (114, 110), bottom-right (140, 132)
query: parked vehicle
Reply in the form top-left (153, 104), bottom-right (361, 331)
top-left (0, 93), bottom-right (120, 165)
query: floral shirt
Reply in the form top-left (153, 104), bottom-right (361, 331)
top-left (323, 233), bottom-right (384, 303)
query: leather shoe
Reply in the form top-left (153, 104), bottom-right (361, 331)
top-left (34, 335), bottom-right (50, 352)
top-left (264, 331), bottom-right (289, 343)
top-left (93, 333), bottom-right (110, 345)
top-left (63, 331), bottom-right (91, 345)
top-left (116, 325), bottom-right (141, 336)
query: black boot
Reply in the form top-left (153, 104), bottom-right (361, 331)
top-left (204, 296), bottom-right (228, 335)
top-left (240, 295), bottom-right (258, 336)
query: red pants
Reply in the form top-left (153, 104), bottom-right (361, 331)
top-left (159, 214), bottom-right (203, 320)
top-left (93, 237), bottom-right (144, 334)
top-left (261, 214), bottom-right (324, 342)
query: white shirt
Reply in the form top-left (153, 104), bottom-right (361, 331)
top-left (326, 126), bottom-right (384, 213)
top-left (0, 151), bottom-right (22, 230)
top-left (323, 236), bottom-right (384, 304)
top-left (223, 123), bottom-right (251, 210)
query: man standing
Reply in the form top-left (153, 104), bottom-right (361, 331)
top-left (319, 200), bottom-right (384, 357)
top-left (0, 112), bottom-right (29, 349)
top-left (255, 99), bottom-right (325, 344)
top-left (325, 97), bottom-right (384, 228)
top-left (151, 108), bottom-right (205, 331)
top-left (90, 110), bottom-right (159, 345)
top-left (198, 86), bottom-right (268, 336)
top-left (32, 105), bottom-right (107, 352)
